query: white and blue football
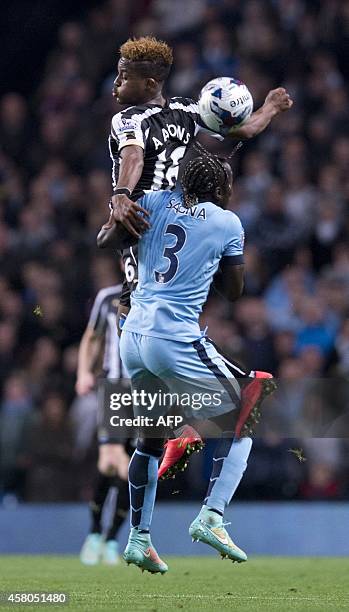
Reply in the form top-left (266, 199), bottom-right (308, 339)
top-left (198, 77), bottom-right (253, 136)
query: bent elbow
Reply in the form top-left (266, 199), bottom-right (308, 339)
top-left (96, 229), bottom-right (109, 248)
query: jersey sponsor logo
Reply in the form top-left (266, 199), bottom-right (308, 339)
top-left (152, 123), bottom-right (191, 150)
top-left (166, 198), bottom-right (207, 220)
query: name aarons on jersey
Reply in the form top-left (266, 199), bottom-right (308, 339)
top-left (166, 197), bottom-right (207, 220)
top-left (152, 123), bottom-right (191, 150)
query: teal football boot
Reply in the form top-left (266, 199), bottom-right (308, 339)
top-left (123, 528), bottom-right (168, 574)
top-left (189, 506), bottom-right (247, 563)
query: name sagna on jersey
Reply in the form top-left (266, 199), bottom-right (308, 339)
top-left (166, 197), bottom-right (207, 220)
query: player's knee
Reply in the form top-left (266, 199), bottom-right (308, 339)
top-left (98, 448), bottom-right (119, 476)
top-left (137, 438), bottom-right (164, 458)
top-left (98, 458), bottom-right (118, 476)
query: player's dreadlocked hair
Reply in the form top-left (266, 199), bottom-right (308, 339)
top-left (181, 142), bottom-right (230, 208)
top-left (120, 37), bottom-right (173, 81)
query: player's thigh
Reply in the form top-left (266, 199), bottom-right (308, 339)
top-left (98, 442), bottom-right (129, 478)
top-left (158, 337), bottom-right (241, 420)
top-left (119, 330), bottom-right (143, 378)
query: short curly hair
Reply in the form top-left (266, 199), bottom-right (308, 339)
top-left (119, 36), bottom-right (173, 80)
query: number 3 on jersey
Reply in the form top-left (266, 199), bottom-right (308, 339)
top-left (155, 224), bottom-right (186, 284)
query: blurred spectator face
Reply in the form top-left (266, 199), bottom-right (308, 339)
top-left (40, 114), bottom-right (70, 149)
top-left (274, 331), bottom-right (295, 360)
top-left (299, 346), bottom-right (324, 375)
top-left (235, 297), bottom-right (267, 329)
top-left (48, 240), bottom-right (74, 264)
top-left (0, 321), bottom-right (17, 355)
top-left (87, 169), bottom-right (110, 200)
top-left (318, 165), bottom-right (341, 195)
top-left (278, 357), bottom-right (303, 379)
top-left (0, 290), bottom-right (23, 321)
top-left (91, 255), bottom-right (120, 290)
top-left (265, 182), bottom-right (285, 214)
top-left (3, 373), bottom-right (29, 402)
top-left (0, 223), bottom-right (12, 256)
top-left (32, 337), bottom-right (60, 371)
top-left (308, 115), bottom-right (331, 145)
top-left (39, 294), bottom-right (64, 325)
top-left (70, 79), bottom-right (93, 109)
top-left (203, 23), bottom-right (230, 49)
top-left (174, 42), bottom-right (199, 69)
top-left (332, 137), bottom-right (349, 170)
top-left (332, 243), bottom-right (349, 272)
top-left (0, 93), bottom-right (27, 128)
top-left (58, 22), bottom-right (83, 51)
top-left (299, 298), bottom-right (325, 326)
top-left (22, 264), bottom-right (61, 298)
top-left (42, 395), bottom-right (66, 427)
top-left (132, 17), bottom-right (159, 38)
top-left (62, 345), bottom-right (78, 374)
top-left (321, 280), bottom-right (348, 315)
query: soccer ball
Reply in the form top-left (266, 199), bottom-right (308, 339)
top-left (198, 77), bottom-right (253, 136)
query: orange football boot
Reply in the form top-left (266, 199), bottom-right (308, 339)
top-left (235, 371), bottom-right (277, 438)
top-left (158, 425), bottom-right (204, 480)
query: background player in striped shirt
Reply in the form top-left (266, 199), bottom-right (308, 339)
top-left (76, 284), bottom-right (131, 566)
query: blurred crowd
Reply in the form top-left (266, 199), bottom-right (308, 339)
top-left (1, 0), bottom-right (349, 503)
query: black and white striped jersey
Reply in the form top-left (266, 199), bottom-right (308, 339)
top-left (108, 96), bottom-right (221, 307)
top-left (119, 246), bottom-right (138, 307)
top-left (88, 285), bottom-right (127, 379)
top-left (109, 97), bottom-right (210, 199)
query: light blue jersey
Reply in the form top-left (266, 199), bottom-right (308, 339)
top-left (123, 190), bottom-right (244, 342)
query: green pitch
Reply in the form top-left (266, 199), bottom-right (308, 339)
top-left (0, 556), bottom-right (348, 611)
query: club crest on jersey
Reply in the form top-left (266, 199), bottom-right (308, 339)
top-left (152, 124), bottom-right (191, 150)
top-left (166, 198), bottom-right (207, 220)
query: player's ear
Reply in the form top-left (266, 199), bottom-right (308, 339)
top-left (146, 77), bottom-right (158, 91)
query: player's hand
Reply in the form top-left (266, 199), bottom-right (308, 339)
top-left (264, 88), bottom-right (293, 113)
top-left (75, 372), bottom-right (95, 396)
top-left (112, 194), bottom-right (150, 239)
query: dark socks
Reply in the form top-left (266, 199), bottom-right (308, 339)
top-left (90, 472), bottom-right (114, 534)
top-left (105, 477), bottom-right (129, 541)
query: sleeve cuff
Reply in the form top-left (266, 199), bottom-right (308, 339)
top-left (221, 255), bottom-right (244, 266)
top-left (119, 140), bottom-right (145, 150)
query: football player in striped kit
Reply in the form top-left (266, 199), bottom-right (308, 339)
top-left (76, 284), bottom-right (132, 566)
top-left (100, 36), bottom-right (292, 479)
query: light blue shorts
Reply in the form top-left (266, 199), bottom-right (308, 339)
top-left (119, 331), bottom-right (240, 420)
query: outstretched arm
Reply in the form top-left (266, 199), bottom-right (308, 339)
top-left (229, 88), bottom-right (293, 140)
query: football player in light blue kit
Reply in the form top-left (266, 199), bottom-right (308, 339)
top-left (100, 152), bottom-right (251, 573)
